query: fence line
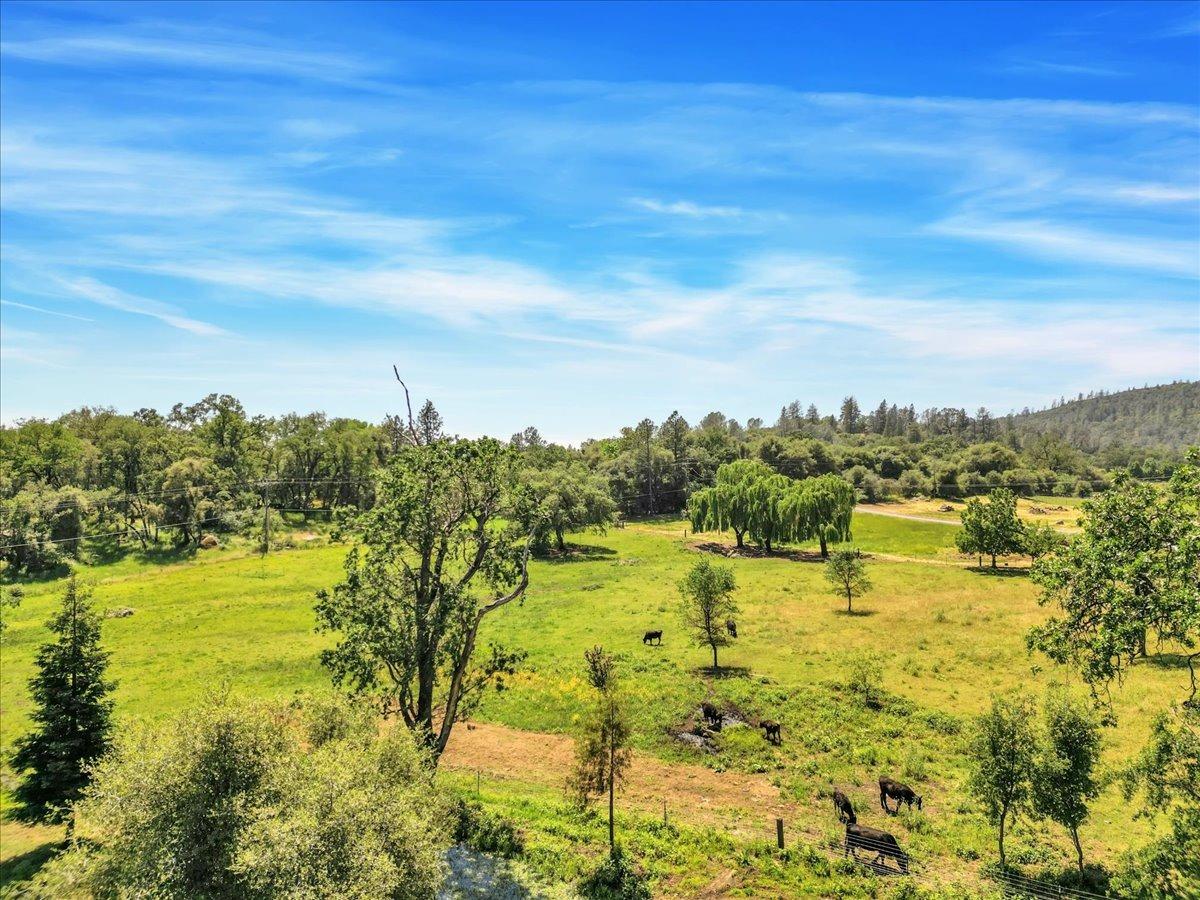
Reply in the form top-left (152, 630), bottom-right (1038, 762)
top-left (446, 765), bottom-right (1114, 899)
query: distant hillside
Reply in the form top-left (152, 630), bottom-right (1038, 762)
top-left (1013, 381), bottom-right (1199, 450)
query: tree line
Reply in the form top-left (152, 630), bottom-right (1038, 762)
top-left (2, 385), bottom-right (1188, 573)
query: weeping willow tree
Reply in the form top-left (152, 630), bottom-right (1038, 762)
top-left (692, 463), bottom-right (854, 557)
top-left (747, 472), bottom-right (792, 553)
top-left (799, 473), bottom-right (855, 557)
top-left (689, 459), bottom-right (772, 548)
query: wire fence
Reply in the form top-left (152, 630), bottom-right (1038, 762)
top-left (447, 765), bottom-right (1116, 900)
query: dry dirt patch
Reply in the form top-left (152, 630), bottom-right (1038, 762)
top-left (442, 721), bottom-right (805, 841)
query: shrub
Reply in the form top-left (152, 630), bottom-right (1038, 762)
top-left (844, 653), bottom-right (885, 709)
top-left (897, 469), bottom-right (927, 498)
top-left (31, 693), bottom-right (450, 899)
top-left (578, 846), bottom-right (652, 900)
top-left (453, 797), bottom-right (525, 857)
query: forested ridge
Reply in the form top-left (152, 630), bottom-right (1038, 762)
top-left (1010, 381), bottom-right (1199, 451)
top-left (1, 382), bottom-right (1193, 573)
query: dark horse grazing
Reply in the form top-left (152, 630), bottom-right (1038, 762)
top-left (879, 777), bottom-right (923, 813)
top-left (832, 788), bottom-right (856, 824)
top-left (845, 823), bottom-right (909, 874)
top-left (759, 719), bottom-right (781, 744)
top-left (642, 630), bottom-right (662, 646)
top-left (700, 701), bottom-right (722, 727)
top-left (725, 619), bottom-right (738, 638)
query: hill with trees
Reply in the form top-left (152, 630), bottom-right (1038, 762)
top-left (1009, 381), bottom-right (1199, 452)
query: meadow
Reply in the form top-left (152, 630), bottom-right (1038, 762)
top-left (1, 509), bottom-right (1184, 896)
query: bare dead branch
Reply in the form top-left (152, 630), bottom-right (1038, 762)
top-left (392, 365), bottom-right (421, 446)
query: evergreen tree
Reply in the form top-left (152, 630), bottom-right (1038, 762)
top-left (10, 575), bottom-right (115, 827)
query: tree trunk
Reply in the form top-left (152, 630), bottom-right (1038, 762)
top-left (711, 643), bottom-right (719, 673)
top-left (847, 587), bottom-right (853, 613)
top-left (608, 729), bottom-right (616, 850)
top-left (1137, 628), bottom-right (1147, 658)
top-left (1071, 826), bottom-right (1083, 872)
top-left (735, 528), bottom-right (744, 548)
top-left (998, 808), bottom-right (1007, 868)
top-left (819, 533), bottom-right (828, 558)
top-left (556, 527), bottom-right (566, 552)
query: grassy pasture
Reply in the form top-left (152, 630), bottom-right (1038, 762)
top-left (861, 495), bottom-right (1087, 530)
top-left (0, 509), bottom-right (1184, 896)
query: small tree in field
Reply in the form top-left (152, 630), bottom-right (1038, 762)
top-left (568, 646), bottom-right (631, 852)
top-left (825, 549), bottom-right (871, 613)
top-left (678, 558), bottom-right (738, 672)
top-left (958, 488), bottom-right (1024, 568)
top-left (968, 693), bottom-right (1038, 868)
top-left (1023, 521), bottom-right (1065, 564)
top-left (10, 576), bottom-right (114, 829)
top-left (1033, 690), bottom-right (1102, 872)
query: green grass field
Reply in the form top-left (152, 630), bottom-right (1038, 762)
top-left (1, 510), bottom-right (1185, 897)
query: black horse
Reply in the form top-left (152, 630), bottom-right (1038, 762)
top-left (879, 777), bottom-right (923, 813)
top-left (725, 619), bottom-right (738, 638)
top-left (845, 823), bottom-right (909, 874)
top-left (833, 788), bottom-right (856, 824)
top-left (642, 630), bottom-right (662, 646)
top-left (759, 719), bottom-right (781, 744)
top-left (700, 701), bottom-right (722, 727)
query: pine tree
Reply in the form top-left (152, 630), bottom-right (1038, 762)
top-left (10, 575), bottom-right (115, 827)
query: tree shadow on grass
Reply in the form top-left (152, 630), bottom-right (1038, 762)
top-left (691, 541), bottom-right (827, 563)
top-left (693, 665), bottom-right (752, 680)
top-left (968, 566), bottom-right (1030, 578)
top-left (538, 543), bottom-right (618, 565)
top-left (88, 538), bottom-right (198, 568)
top-left (0, 841), bottom-right (66, 889)
top-left (834, 608), bottom-right (878, 617)
top-left (1140, 652), bottom-right (1199, 671)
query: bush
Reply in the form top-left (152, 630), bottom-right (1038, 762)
top-left (897, 469), bottom-right (927, 498)
top-left (453, 797), bottom-right (525, 857)
top-left (31, 693), bottom-right (450, 900)
top-left (578, 846), bottom-right (652, 900)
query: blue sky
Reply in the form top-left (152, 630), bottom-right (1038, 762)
top-left (1, 0), bottom-right (1198, 442)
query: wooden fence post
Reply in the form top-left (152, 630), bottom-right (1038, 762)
top-left (776, 818), bottom-right (784, 850)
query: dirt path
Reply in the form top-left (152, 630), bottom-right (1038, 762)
top-left (856, 506), bottom-right (959, 526)
top-left (442, 721), bottom-right (815, 843)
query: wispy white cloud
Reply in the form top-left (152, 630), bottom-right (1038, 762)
top-left (629, 197), bottom-right (746, 219)
top-left (930, 216), bottom-right (1199, 277)
top-left (56, 276), bottom-right (228, 336)
top-left (0, 28), bottom-right (375, 83)
top-left (1002, 58), bottom-right (1123, 78)
top-left (1, 299), bottom-right (94, 322)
